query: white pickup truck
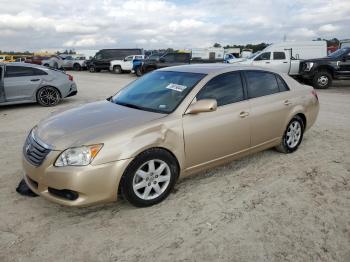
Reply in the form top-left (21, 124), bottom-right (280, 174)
top-left (233, 50), bottom-right (301, 76)
top-left (110, 55), bottom-right (144, 74)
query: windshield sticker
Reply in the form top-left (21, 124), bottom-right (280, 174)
top-left (166, 83), bottom-right (187, 92)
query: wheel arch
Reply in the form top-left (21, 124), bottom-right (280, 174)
top-left (117, 146), bottom-right (181, 195)
top-left (315, 65), bottom-right (335, 78)
top-left (35, 85), bottom-right (62, 102)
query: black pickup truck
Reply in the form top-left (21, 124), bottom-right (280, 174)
top-left (300, 47), bottom-right (350, 89)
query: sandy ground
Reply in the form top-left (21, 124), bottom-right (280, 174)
top-left (0, 72), bottom-right (349, 262)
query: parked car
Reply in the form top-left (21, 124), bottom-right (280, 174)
top-left (21, 64), bottom-right (319, 207)
top-left (300, 47), bottom-right (350, 89)
top-left (141, 52), bottom-right (192, 74)
top-left (88, 49), bottom-right (144, 72)
top-left (41, 56), bottom-right (64, 69)
top-left (0, 55), bottom-right (16, 63)
top-left (232, 41), bottom-right (328, 77)
top-left (0, 62), bottom-right (77, 106)
top-left (110, 55), bottom-right (145, 73)
top-left (25, 56), bottom-right (50, 65)
top-left (60, 55), bottom-right (87, 71)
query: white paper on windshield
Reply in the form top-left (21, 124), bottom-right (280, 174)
top-left (166, 83), bottom-right (187, 92)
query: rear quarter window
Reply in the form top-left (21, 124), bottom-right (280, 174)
top-left (245, 71), bottom-right (280, 99)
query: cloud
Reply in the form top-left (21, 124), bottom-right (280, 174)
top-left (0, 0), bottom-right (349, 51)
top-left (63, 36), bottom-right (116, 48)
top-left (318, 24), bottom-right (339, 33)
top-left (290, 28), bottom-right (317, 38)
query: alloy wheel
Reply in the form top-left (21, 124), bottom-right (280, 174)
top-left (37, 87), bottom-right (60, 106)
top-left (132, 159), bottom-right (171, 200)
top-left (285, 120), bottom-right (302, 148)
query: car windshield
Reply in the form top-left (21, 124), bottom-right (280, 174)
top-left (112, 71), bottom-right (206, 114)
top-left (328, 48), bottom-right (349, 58)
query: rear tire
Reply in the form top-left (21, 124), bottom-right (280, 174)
top-left (276, 115), bottom-right (304, 153)
top-left (121, 148), bottom-right (178, 207)
top-left (36, 86), bottom-right (61, 107)
top-left (313, 70), bottom-right (332, 89)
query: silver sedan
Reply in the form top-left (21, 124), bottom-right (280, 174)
top-left (0, 62), bottom-right (77, 106)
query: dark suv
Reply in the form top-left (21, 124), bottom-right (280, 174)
top-left (141, 52), bottom-right (191, 74)
top-left (300, 47), bottom-right (350, 89)
top-left (88, 49), bottom-right (143, 72)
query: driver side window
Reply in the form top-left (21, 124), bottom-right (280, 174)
top-left (255, 52), bottom-right (271, 61)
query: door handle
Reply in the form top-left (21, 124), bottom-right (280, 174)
top-left (284, 100), bottom-right (292, 106)
top-left (283, 62), bottom-right (288, 64)
top-left (239, 111), bottom-right (249, 118)
top-left (30, 79), bottom-right (40, 82)
top-left (265, 61), bottom-right (270, 64)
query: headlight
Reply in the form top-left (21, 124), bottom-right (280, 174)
top-left (55, 144), bottom-right (103, 167)
top-left (304, 62), bottom-right (314, 71)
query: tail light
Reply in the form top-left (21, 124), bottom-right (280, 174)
top-left (67, 74), bottom-right (73, 81)
top-left (311, 89), bottom-right (318, 101)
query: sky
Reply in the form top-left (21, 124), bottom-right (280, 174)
top-left (0, 0), bottom-right (349, 52)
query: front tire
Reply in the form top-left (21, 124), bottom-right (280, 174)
top-left (73, 63), bottom-right (81, 71)
top-left (113, 65), bottom-right (122, 74)
top-left (121, 148), bottom-right (178, 207)
top-left (135, 67), bottom-right (142, 77)
top-left (36, 86), bottom-right (61, 107)
top-left (276, 116), bottom-right (304, 153)
top-left (313, 70), bottom-right (332, 89)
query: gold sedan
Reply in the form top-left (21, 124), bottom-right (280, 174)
top-left (22, 64), bottom-right (319, 207)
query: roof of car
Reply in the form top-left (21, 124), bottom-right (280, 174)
top-left (1, 62), bottom-right (47, 68)
top-left (158, 63), bottom-right (277, 75)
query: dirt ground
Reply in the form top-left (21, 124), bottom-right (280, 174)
top-left (0, 72), bottom-right (349, 262)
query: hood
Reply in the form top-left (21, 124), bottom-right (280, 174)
top-left (302, 57), bottom-right (333, 63)
top-left (35, 100), bottom-right (166, 150)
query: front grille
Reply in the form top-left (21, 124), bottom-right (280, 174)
top-left (23, 132), bottom-right (51, 166)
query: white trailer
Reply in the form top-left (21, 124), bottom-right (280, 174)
top-left (191, 47), bottom-right (225, 61)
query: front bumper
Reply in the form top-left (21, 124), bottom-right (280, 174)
top-left (22, 151), bottom-right (132, 207)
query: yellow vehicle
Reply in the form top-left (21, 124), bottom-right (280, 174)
top-left (0, 54), bottom-right (16, 62)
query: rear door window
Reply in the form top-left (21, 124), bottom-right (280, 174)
top-left (5, 66), bottom-right (47, 77)
top-left (245, 71), bottom-right (280, 99)
top-left (273, 52), bottom-right (286, 60)
top-left (197, 72), bottom-right (244, 106)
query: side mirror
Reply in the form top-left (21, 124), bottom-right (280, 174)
top-left (186, 99), bottom-right (217, 114)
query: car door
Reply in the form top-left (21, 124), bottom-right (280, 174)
top-left (159, 54), bottom-right (175, 68)
top-left (243, 70), bottom-right (292, 147)
top-left (182, 71), bottom-right (251, 169)
top-left (270, 52), bottom-right (290, 73)
top-left (337, 51), bottom-right (350, 77)
top-left (95, 52), bottom-right (110, 69)
top-left (3, 65), bottom-right (43, 101)
top-left (63, 56), bottom-right (73, 68)
top-left (0, 65), bottom-right (5, 102)
top-left (123, 56), bottom-right (134, 70)
top-left (251, 52), bottom-right (272, 69)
